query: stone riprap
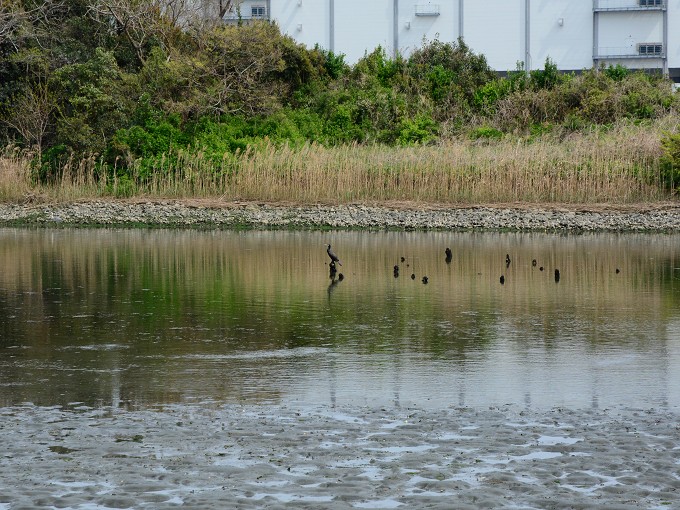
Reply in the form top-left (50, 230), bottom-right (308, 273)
top-left (1, 201), bottom-right (679, 231)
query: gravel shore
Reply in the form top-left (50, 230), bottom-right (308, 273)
top-left (1, 200), bottom-right (680, 231)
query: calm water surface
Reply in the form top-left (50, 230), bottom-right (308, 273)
top-left (1, 228), bottom-right (679, 411)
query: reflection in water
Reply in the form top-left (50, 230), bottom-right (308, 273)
top-left (0, 228), bottom-right (679, 410)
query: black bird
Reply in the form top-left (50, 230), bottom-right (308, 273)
top-left (422, 276), bottom-right (429, 284)
top-left (411, 273), bottom-right (416, 280)
top-left (554, 269), bottom-right (560, 282)
top-left (445, 247), bottom-right (453, 263)
top-left (393, 265), bottom-right (400, 278)
top-left (338, 273), bottom-right (344, 281)
top-left (500, 275), bottom-right (505, 285)
top-left (532, 259), bottom-right (537, 267)
top-left (615, 268), bottom-right (620, 274)
top-left (401, 256), bottom-right (406, 262)
top-left (325, 244), bottom-right (342, 266)
top-left (539, 266), bottom-right (544, 272)
top-left (505, 254), bottom-right (511, 268)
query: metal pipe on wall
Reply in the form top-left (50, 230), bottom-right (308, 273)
top-left (593, 7), bottom-right (599, 69)
top-left (459, 0), bottom-right (464, 40)
top-left (393, 0), bottom-right (399, 58)
top-left (524, 0), bottom-right (531, 73)
top-left (329, 0), bottom-right (334, 52)
top-left (663, 3), bottom-right (668, 76)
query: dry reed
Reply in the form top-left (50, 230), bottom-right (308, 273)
top-left (0, 119), bottom-right (676, 204)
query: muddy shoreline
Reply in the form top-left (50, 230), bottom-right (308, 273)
top-left (1, 200), bottom-right (680, 231)
top-left (1, 402), bottom-right (679, 509)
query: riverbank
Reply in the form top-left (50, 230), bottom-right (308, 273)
top-left (1, 200), bottom-right (680, 231)
top-left (1, 402), bottom-right (678, 509)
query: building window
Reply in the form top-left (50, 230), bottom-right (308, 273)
top-left (638, 0), bottom-right (663, 6)
top-left (252, 6), bottom-right (266, 18)
top-left (638, 43), bottom-right (663, 55)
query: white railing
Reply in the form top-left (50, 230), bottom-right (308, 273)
top-left (594, 0), bottom-right (664, 10)
top-left (415, 4), bottom-right (440, 16)
top-left (596, 45), bottom-right (664, 57)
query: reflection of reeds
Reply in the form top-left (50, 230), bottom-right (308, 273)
top-left (1, 230), bottom-right (677, 329)
top-left (0, 119), bottom-right (674, 203)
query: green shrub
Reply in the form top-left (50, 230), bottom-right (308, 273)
top-left (529, 122), bottom-right (554, 139)
top-left (49, 48), bottom-right (135, 155)
top-left (469, 126), bottom-right (503, 141)
top-left (604, 64), bottom-right (630, 82)
top-left (318, 47), bottom-right (348, 80)
top-left (353, 47), bottom-right (404, 88)
top-left (473, 78), bottom-right (513, 113)
top-left (397, 115), bottom-right (438, 145)
top-left (530, 58), bottom-right (560, 90)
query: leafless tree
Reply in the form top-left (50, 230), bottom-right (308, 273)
top-left (196, 0), bottom-right (241, 20)
top-left (0, 0), bottom-right (66, 50)
top-left (3, 80), bottom-right (54, 156)
top-left (87, 0), bottom-right (164, 64)
top-left (86, 0), bottom-right (243, 64)
top-left (188, 22), bottom-right (286, 117)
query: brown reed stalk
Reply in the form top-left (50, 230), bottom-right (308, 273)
top-left (0, 146), bottom-right (34, 200)
top-left (0, 117), bottom-right (676, 204)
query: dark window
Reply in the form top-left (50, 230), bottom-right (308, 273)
top-left (638, 43), bottom-right (663, 55)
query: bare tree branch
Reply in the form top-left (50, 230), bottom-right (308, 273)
top-left (2, 79), bottom-right (54, 156)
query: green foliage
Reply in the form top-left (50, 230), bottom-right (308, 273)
top-left (315, 46), bottom-right (348, 80)
top-left (469, 126), bottom-right (503, 141)
top-left (49, 48), bottom-right (135, 155)
top-left (530, 58), bottom-right (560, 90)
top-left (406, 38), bottom-right (496, 122)
top-left (604, 64), bottom-right (630, 82)
top-left (426, 65), bottom-right (455, 102)
top-left (660, 132), bottom-right (680, 190)
top-left (397, 115), bottom-right (438, 145)
top-left (353, 47), bottom-right (405, 88)
top-left (473, 78), bottom-right (513, 113)
top-left (529, 122), bottom-right (554, 140)
top-left (38, 144), bottom-right (71, 183)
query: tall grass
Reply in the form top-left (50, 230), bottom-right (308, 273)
top-left (1, 119), bottom-right (676, 204)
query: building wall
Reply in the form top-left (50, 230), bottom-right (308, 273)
top-left (464, 1), bottom-right (525, 72)
top-left (397, 1), bottom-right (459, 58)
top-left (531, 1), bottom-right (593, 71)
top-left (334, 2), bottom-right (393, 62)
top-left (274, 0), bottom-right (329, 51)
top-left (233, 0), bottom-right (677, 77)
top-left (670, 0), bottom-right (680, 78)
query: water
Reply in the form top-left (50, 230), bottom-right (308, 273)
top-left (1, 227), bottom-right (679, 411)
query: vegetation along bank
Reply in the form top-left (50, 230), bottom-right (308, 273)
top-left (1, 1), bottom-right (680, 204)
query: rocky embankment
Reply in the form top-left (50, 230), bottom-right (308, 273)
top-left (1, 200), bottom-right (679, 231)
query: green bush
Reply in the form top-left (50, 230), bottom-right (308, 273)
top-left (604, 64), bottom-right (630, 82)
top-left (397, 115), bottom-right (438, 145)
top-left (469, 126), bottom-right (503, 141)
top-left (49, 48), bottom-right (136, 155)
top-left (530, 58), bottom-right (560, 90)
top-left (317, 47), bottom-right (348, 80)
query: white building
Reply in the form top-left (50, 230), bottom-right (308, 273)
top-left (225, 0), bottom-right (679, 81)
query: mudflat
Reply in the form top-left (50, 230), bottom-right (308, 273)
top-left (1, 402), bottom-right (678, 508)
